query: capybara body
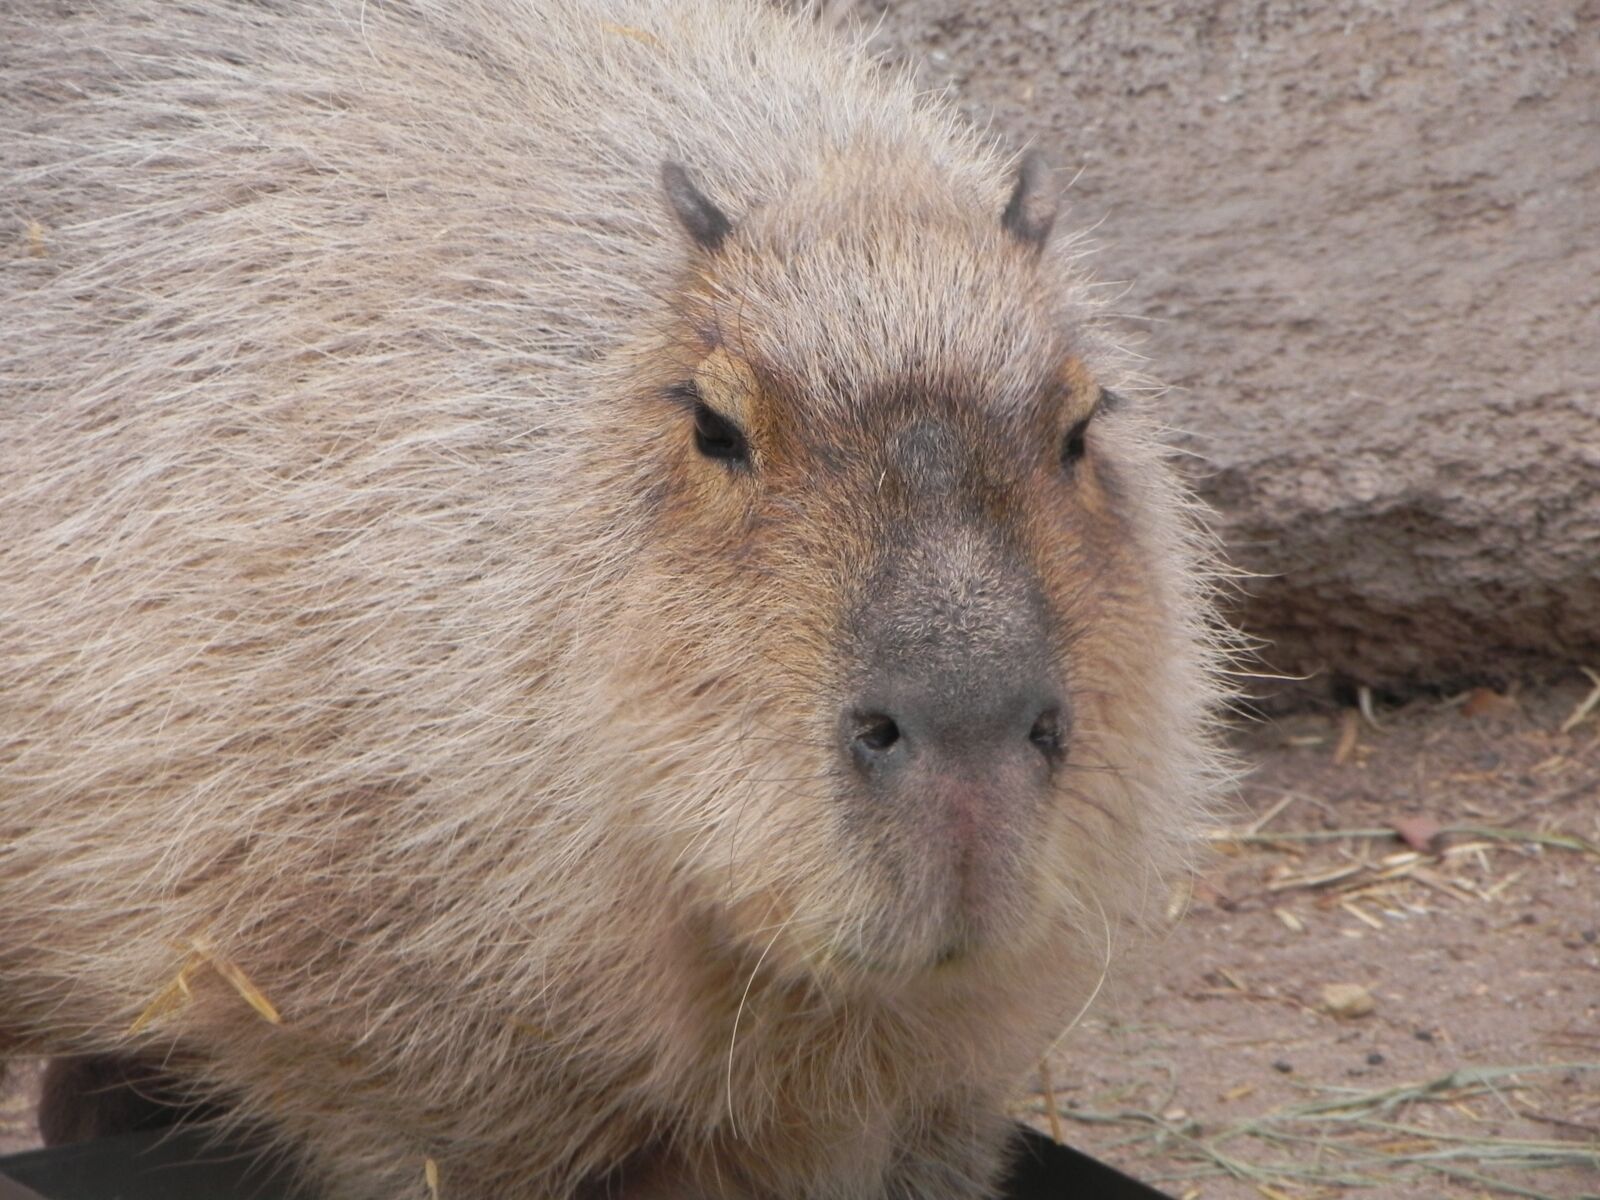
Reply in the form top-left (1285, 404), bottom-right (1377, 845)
top-left (0, 1), bottom-right (1226, 1196)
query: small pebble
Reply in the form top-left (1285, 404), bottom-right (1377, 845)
top-left (1366, 1051), bottom-right (1385, 1066)
top-left (1583, 929), bottom-right (1597, 944)
top-left (1321, 982), bottom-right (1375, 1018)
top-left (1414, 1028), bottom-right (1435, 1042)
top-left (1272, 1060), bottom-right (1294, 1074)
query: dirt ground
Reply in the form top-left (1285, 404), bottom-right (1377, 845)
top-left (1026, 679), bottom-right (1600, 1199)
top-left (5, 682), bottom-right (1595, 1196)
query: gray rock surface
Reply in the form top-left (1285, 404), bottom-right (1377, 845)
top-left (867, 0), bottom-right (1599, 695)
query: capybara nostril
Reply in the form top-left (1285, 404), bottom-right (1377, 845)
top-left (849, 711), bottom-right (903, 767)
top-left (1028, 706), bottom-right (1068, 761)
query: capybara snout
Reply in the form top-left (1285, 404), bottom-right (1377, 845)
top-left (838, 491), bottom-right (1069, 960)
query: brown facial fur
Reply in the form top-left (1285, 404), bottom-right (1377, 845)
top-left (616, 166), bottom-right (1203, 983)
top-left (0, 2), bottom-right (1228, 1198)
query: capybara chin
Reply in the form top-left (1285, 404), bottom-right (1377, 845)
top-left (0, 1), bottom-right (1229, 1196)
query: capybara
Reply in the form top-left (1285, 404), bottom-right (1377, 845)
top-left (0, 1), bottom-right (1229, 1196)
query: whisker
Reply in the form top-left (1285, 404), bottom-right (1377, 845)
top-left (726, 910), bottom-right (794, 1137)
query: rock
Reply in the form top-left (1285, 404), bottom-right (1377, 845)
top-left (1391, 816), bottom-right (1443, 855)
top-left (1320, 982), bottom-right (1376, 1019)
top-left (870, 1), bottom-right (1600, 696)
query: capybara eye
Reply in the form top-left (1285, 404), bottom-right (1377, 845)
top-left (1060, 414), bottom-right (1092, 472)
top-left (692, 401), bottom-right (749, 465)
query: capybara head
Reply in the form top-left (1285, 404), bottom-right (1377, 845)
top-left (567, 148), bottom-right (1222, 990)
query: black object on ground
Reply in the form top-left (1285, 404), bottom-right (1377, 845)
top-left (0, 1123), bottom-right (1175, 1199)
top-left (1005, 1124), bottom-right (1175, 1198)
top-left (0, 1127), bottom-right (307, 1200)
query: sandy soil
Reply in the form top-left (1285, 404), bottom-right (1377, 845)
top-left (1030, 680), bottom-right (1600, 1199)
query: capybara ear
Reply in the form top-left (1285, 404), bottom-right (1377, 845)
top-left (661, 161), bottom-right (733, 252)
top-left (1001, 150), bottom-right (1056, 252)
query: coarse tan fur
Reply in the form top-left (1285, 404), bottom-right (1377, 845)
top-left (0, 1), bottom-right (1231, 1197)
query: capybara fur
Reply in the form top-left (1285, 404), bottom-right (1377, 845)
top-left (0, 1), bottom-right (1230, 1196)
